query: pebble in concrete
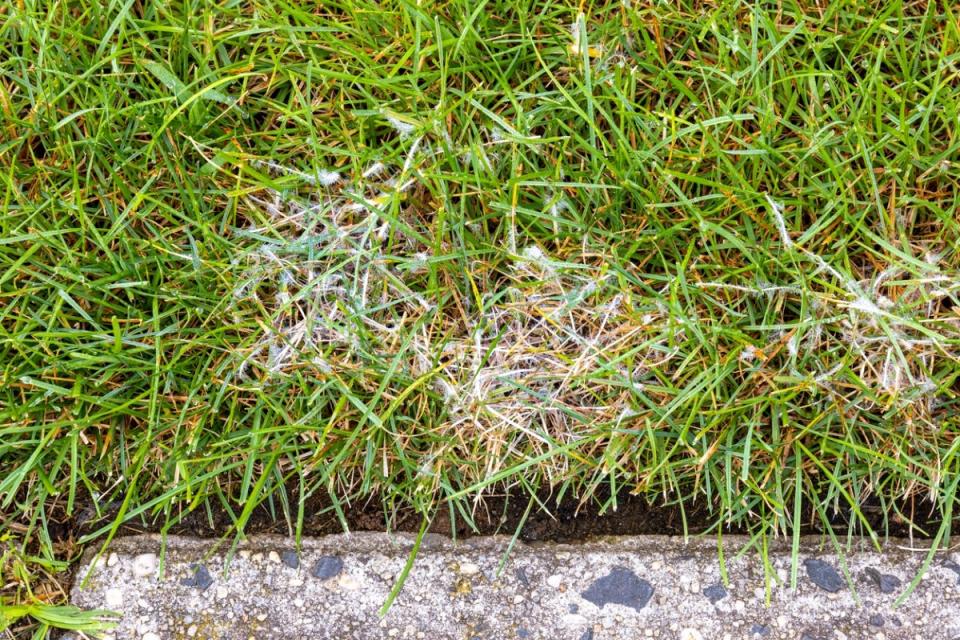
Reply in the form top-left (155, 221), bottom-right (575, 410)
top-left (580, 566), bottom-right (653, 612)
top-left (702, 583), bottom-right (727, 604)
top-left (104, 587), bottom-right (123, 609)
top-left (311, 555), bottom-right (344, 580)
top-left (281, 550), bottom-right (299, 569)
top-left (180, 564), bottom-right (214, 591)
top-left (130, 553), bottom-right (157, 578)
top-left (514, 566), bottom-right (530, 587)
top-left (749, 623), bottom-right (770, 636)
top-left (864, 567), bottom-right (901, 594)
top-left (803, 558), bottom-right (843, 593)
top-left (943, 559), bottom-right (960, 585)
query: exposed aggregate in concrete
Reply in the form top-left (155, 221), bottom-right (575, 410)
top-left (68, 533), bottom-right (960, 640)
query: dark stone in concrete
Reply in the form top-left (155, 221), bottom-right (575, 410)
top-left (281, 550), bottom-right (299, 569)
top-left (803, 558), bottom-right (843, 593)
top-left (864, 567), bottom-right (900, 593)
top-left (944, 559), bottom-right (960, 584)
top-left (579, 630), bottom-right (593, 640)
top-left (868, 613), bottom-right (884, 627)
top-left (749, 624), bottom-right (770, 636)
top-left (515, 566), bottom-right (530, 588)
top-left (310, 555), bottom-right (343, 580)
top-left (180, 564), bottom-right (213, 591)
top-left (703, 583), bottom-right (727, 604)
top-left (581, 566), bottom-right (653, 612)
top-left (516, 628), bottom-right (530, 638)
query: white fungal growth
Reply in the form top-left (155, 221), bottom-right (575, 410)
top-left (408, 252), bottom-right (430, 274)
top-left (765, 194), bottom-right (793, 247)
top-left (362, 162), bottom-right (386, 179)
top-left (570, 16), bottom-right (582, 49)
top-left (385, 114), bottom-right (415, 137)
top-left (880, 349), bottom-right (908, 394)
top-left (849, 296), bottom-right (884, 316)
top-left (315, 170), bottom-right (342, 187)
top-left (254, 159), bottom-right (342, 187)
top-left (521, 245), bottom-right (545, 262)
top-left (228, 124), bottom-right (955, 489)
top-left (787, 333), bottom-right (800, 358)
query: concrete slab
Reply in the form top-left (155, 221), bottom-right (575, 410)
top-left (68, 533), bottom-right (960, 640)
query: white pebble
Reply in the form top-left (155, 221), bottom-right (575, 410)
top-left (131, 554), bottom-right (158, 578)
top-left (562, 614), bottom-right (587, 627)
top-left (268, 551), bottom-right (281, 564)
top-left (459, 563), bottom-right (480, 575)
top-left (546, 574), bottom-right (563, 588)
top-left (104, 588), bottom-right (123, 609)
top-left (186, 625), bottom-right (198, 637)
top-left (142, 633), bottom-right (161, 640)
top-left (338, 575), bottom-right (361, 590)
top-left (107, 553), bottom-right (119, 567)
top-left (680, 630), bottom-right (704, 640)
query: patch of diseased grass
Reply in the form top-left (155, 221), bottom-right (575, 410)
top-left (2, 0), bottom-right (960, 632)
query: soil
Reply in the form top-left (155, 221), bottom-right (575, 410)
top-left (53, 487), bottom-right (952, 547)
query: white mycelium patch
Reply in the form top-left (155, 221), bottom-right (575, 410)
top-left (227, 122), bottom-right (958, 474)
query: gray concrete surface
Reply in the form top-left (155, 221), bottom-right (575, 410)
top-left (68, 533), bottom-right (960, 640)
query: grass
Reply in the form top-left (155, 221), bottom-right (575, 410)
top-left (2, 0), bottom-right (960, 635)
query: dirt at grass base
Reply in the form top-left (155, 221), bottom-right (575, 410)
top-left (57, 488), bottom-right (950, 546)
